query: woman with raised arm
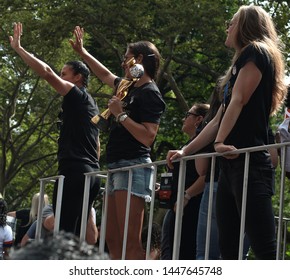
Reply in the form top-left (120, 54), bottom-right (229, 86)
top-left (9, 23), bottom-right (101, 237)
top-left (167, 5), bottom-right (287, 259)
top-left (70, 26), bottom-right (165, 259)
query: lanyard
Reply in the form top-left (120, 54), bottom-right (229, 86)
top-left (222, 82), bottom-right (229, 112)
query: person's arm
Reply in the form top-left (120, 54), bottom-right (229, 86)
top-left (20, 234), bottom-right (30, 247)
top-left (7, 211), bottom-right (16, 218)
top-left (107, 94), bottom-right (160, 147)
top-left (174, 157), bottom-right (208, 211)
top-left (69, 26), bottom-right (117, 88)
top-left (185, 157), bottom-right (209, 197)
top-left (86, 208), bottom-right (98, 245)
top-left (269, 147), bottom-right (278, 168)
top-left (9, 22), bottom-right (74, 96)
top-left (21, 221), bottom-right (36, 247)
top-left (43, 215), bottom-right (54, 232)
top-left (214, 61), bottom-right (262, 156)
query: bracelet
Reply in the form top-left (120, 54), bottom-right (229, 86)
top-left (116, 112), bottom-right (127, 122)
top-left (184, 191), bottom-right (191, 201)
top-left (213, 141), bottom-right (223, 146)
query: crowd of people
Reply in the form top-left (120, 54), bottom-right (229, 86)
top-left (1, 4), bottom-right (289, 260)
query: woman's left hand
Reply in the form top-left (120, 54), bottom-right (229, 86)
top-left (69, 26), bottom-right (85, 54)
top-left (214, 142), bottom-right (239, 159)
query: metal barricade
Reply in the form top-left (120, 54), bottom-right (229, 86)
top-left (35, 142), bottom-right (290, 259)
top-left (35, 175), bottom-right (64, 241)
top-left (275, 216), bottom-right (290, 260)
top-left (82, 142), bottom-right (290, 260)
top-left (172, 142), bottom-right (290, 260)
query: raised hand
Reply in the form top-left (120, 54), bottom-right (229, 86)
top-left (69, 26), bottom-right (85, 54)
top-left (9, 22), bottom-right (22, 50)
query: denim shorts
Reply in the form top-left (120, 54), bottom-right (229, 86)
top-left (107, 156), bottom-right (154, 202)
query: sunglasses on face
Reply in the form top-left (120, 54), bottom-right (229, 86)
top-left (185, 111), bottom-right (199, 118)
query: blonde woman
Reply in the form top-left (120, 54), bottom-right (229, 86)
top-left (167, 5), bottom-right (287, 259)
top-left (7, 192), bottom-right (49, 246)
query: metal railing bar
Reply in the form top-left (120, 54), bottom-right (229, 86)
top-left (204, 155), bottom-right (216, 260)
top-left (121, 169), bottom-right (133, 259)
top-left (172, 158), bottom-right (187, 260)
top-left (145, 164), bottom-right (158, 260)
top-left (99, 173), bottom-right (110, 254)
top-left (238, 151), bottom-right (250, 260)
top-left (276, 145), bottom-right (287, 259)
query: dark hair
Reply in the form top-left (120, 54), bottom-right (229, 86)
top-left (0, 198), bottom-right (8, 227)
top-left (11, 231), bottom-right (110, 260)
top-left (128, 41), bottom-right (161, 80)
top-left (65, 61), bottom-right (90, 87)
top-left (193, 103), bottom-right (210, 118)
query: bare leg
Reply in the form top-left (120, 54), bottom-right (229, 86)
top-left (106, 190), bottom-right (145, 259)
top-left (106, 193), bottom-right (123, 259)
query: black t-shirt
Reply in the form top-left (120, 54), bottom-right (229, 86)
top-left (14, 208), bottom-right (30, 246)
top-left (57, 86), bottom-right (100, 167)
top-left (106, 79), bottom-right (165, 163)
top-left (222, 44), bottom-right (273, 149)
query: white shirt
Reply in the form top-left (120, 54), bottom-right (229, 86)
top-left (0, 224), bottom-right (13, 259)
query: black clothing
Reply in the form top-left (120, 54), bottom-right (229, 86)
top-left (58, 86), bottom-right (100, 167)
top-left (224, 44), bottom-right (273, 149)
top-left (216, 43), bottom-right (276, 259)
top-left (14, 209), bottom-right (30, 246)
top-left (53, 86), bottom-right (100, 235)
top-left (161, 139), bottom-right (203, 260)
top-left (106, 79), bottom-right (165, 163)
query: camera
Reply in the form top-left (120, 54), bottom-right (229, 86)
top-left (158, 172), bottom-right (173, 208)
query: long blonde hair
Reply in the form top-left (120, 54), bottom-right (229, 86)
top-left (26, 193), bottom-right (49, 225)
top-left (221, 5), bottom-right (287, 115)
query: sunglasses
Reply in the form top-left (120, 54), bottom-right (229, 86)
top-left (185, 111), bottom-right (199, 118)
